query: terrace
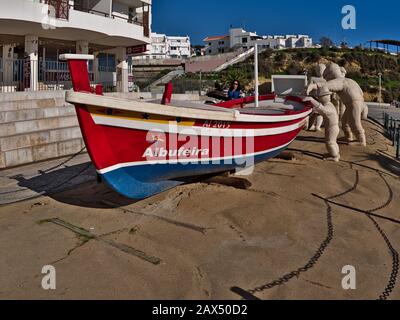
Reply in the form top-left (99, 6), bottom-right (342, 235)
top-left (39, 0), bottom-right (151, 37)
top-left (0, 0), bottom-right (151, 46)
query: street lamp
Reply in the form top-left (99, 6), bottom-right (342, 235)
top-left (254, 42), bottom-right (259, 108)
top-left (378, 72), bottom-right (382, 107)
top-left (199, 69), bottom-right (202, 96)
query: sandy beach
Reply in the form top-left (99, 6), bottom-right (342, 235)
top-left (0, 119), bottom-right (399, 300)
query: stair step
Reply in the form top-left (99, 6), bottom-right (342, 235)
top-left (0, 115), bottom-right (79, 137)
top-left (0, 105), bottom-right (76, 124)
top-left (0, 138), bottom-right (85, 169)
top-left (0, 90), bottom-right (66, 103)
top-left (0, 97), bottom-right (70, 112)
top-left (0, 126), bottom-right (83, 152)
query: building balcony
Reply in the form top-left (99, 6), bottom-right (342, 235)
top-left (169, 41), bottom-right (189, 47)
top-left (0, 0), bottom-right (151, 46)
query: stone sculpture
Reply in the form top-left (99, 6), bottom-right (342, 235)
top-left (308, 63), bottom-right (326, 131)
top-left (335, 67), bottom-right (348, 119)
top-left (304, 86), bottom-right (341, 162)
top-left (340, 66), bottom-right (368, 121)
top-left (307, 62), bottom-right (367, 146)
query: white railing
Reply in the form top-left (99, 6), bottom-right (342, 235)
top-left (0, 57), bottom-right (3, 82)
top-left (0, 58), bottom-right (107, 93)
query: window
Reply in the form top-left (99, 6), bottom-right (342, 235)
top-left (98, 53), bottom-right (116, 72)
top-left (242, 37), bottom-right (248, 43)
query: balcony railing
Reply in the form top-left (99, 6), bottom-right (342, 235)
top-left (38, 0), bottom-right (147, 29)
top-left (33, 0), bottom-right (151, 40)
top-left (0, 58), bottom-right (98, 93)
top-left (0, 58), bottom-right (3, 83)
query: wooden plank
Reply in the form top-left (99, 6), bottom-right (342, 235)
top-left (66, 91), bottom-right (239, 122)
top-left (66, 92), bottom-right (312, 123)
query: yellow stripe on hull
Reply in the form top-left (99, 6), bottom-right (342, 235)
top-left (87, 105), bottom-right (196, 126)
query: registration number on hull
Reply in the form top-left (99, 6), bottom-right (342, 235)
top-left (202, 121), bottom-right (231, 129)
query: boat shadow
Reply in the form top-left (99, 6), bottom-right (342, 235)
top-left (14, 162), bottom-right (253, 209)
top-left (296, 136), bottom-right (349, 145)
top-left (13, 162), bottom-right (137, 208)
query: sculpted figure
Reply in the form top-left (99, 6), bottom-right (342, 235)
top-left (312, 63), bottom-right (327, 83)
top-left (362, 102), bottom-right (369, 120)
top-left (308, 64), bottom-right (326, 131)
top-left (307, 62), bottom-right (367, 146)
top-left (304, 86), bottom-right (340, 162)
top-left (335, 67), bottom-right (348, 119)
top-left (335, 67), bottom-right (369, 122)
top-left (342, 67), bottom-right (369, 121)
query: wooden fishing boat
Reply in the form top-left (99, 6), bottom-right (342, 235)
top-left (62, 54), bottom-right (312, 199)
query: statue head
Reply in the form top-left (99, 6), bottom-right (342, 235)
top-left (317, 86), bottom-right (332, 104)
top-left (323, 63), bottom-right (343, 81)
top-left (315, 63), bottom-right (327, 78)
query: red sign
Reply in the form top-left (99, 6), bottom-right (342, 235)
top-left (126, 44), bottom-right (148, 55)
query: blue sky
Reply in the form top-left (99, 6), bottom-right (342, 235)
top-left (152, 0), bottom-right (400, 46)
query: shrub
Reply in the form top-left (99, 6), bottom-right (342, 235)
top-left (305, 51), bottom-right (321, 63)
top-left (286, 62), bottom-right (303, 75)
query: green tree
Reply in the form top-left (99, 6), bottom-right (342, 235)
top-left (221, 67), bottom-right (248, 87)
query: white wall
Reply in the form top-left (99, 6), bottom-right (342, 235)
top-left (204, 38), bottom-right (230, 55)
top-left (167, 36), bottom-right (191, 58)
top-left (0, 0), bottom-right (151, 46)
top-left (139, 33), bottom-right (191, 59)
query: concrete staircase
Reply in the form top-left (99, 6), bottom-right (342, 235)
top-left (145, 68), bottom-right (185, 90)
top-left (184, 48), bottom-right (261, 73)
top-left (0, 91), bottom-right (85, 169)
top-left (213, 47), bottom-right (256, 72)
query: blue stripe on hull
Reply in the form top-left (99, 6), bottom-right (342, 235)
top-left (101, 147), bottom-right (287, 200)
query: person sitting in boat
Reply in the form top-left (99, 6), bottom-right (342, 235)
top-left (227, 80), bottom-right (242, 100)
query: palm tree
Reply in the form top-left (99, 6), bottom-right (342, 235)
top-left (221, 68), bottom-right (247, 88)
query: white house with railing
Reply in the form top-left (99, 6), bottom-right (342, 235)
top-left (204, 27), bottom-right (313, 55)
top-left (132, 32), bottom-right (191, 60)
top-left (0, 0), bottom-right (152, 92)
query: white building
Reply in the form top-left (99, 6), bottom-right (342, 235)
top-left (203, 36), bottom-right (230, 55)
top-left (204, 28), bottom-right (313, 55)
top-left (134, 32), bottom-right (191, 60)
top-left (0, 0), bottom-right (152, 92)
top-left (149, 33), bottom-right (168, 59)
top-left (295, 35), bottom-right (313, 48)
top-left (167, 35), bottom-right (191, 59)
top-left (229, 28), bottom-right (262, 50)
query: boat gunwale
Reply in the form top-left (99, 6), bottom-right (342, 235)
top-left (66, 91), bottom-right (312, 123)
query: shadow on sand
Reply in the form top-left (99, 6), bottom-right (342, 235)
top-left (296, 135), bottom-right (349, 145)
top-left (360, 151), bottom-right (400, 177)
top-left (14, 162), bottom-right (253, 209)
top-left (13, 162), bottom-right (136, 208)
